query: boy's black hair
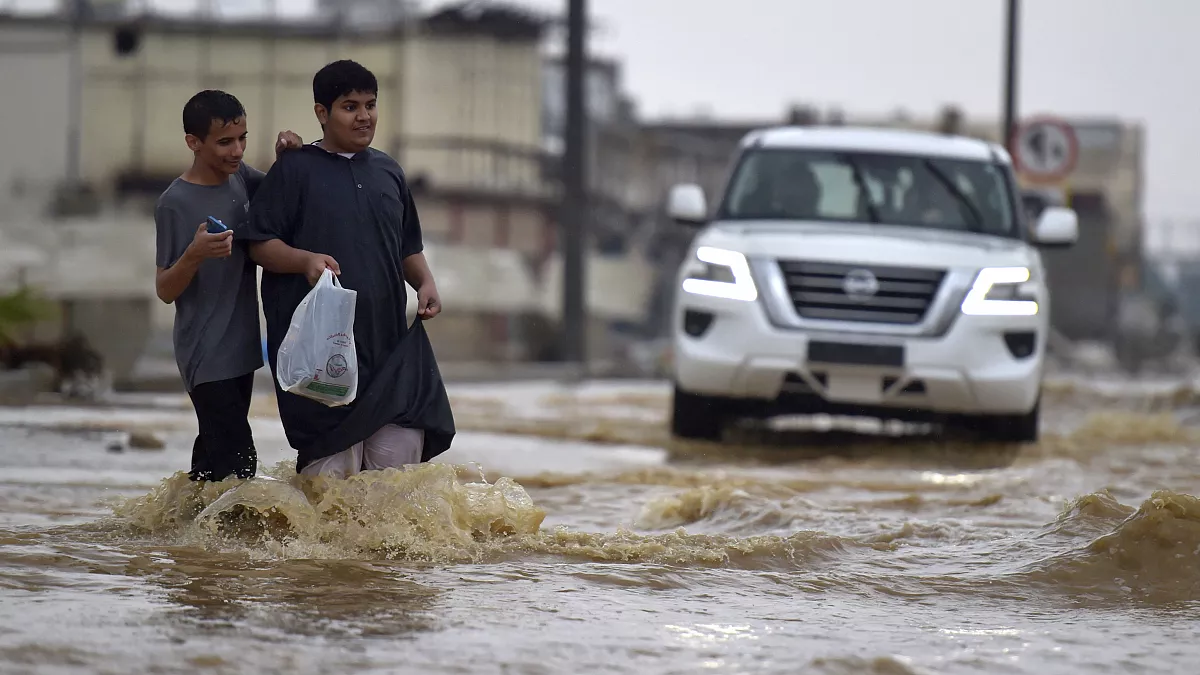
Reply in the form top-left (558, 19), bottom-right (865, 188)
top-left (182, 90), bottom-right (246, 140)
top-left (313, 60), bottom-right (379, 112)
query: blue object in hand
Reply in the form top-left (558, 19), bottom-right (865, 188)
top-left (206, 216), bottom-right (228, 234)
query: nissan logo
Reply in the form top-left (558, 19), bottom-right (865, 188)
top-left (843, 269), bottom-right (879, 301)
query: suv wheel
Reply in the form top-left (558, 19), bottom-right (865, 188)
top-left (955, 397), bottom-right (1041, 444)
top-left (670, 385), bottom-right (725, 441)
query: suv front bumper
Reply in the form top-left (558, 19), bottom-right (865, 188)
top-left (674, 290), bottom-right (1045, 417)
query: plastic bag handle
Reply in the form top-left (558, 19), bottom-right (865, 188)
top-left (320, 267), bottom-right (343, 289)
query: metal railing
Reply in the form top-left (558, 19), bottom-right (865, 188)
top-left (396, 136), bottom-right (555, 201)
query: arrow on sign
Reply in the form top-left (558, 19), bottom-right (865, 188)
top-left (1025, 129), bottom-right (1065, 167)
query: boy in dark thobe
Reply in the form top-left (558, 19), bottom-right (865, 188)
top-left (243, 60), bottom-right (455, 478)
top-left (154, 89), bottom-right (303, 481)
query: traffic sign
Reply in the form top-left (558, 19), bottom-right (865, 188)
top-left (1012, 117), bottom-right (1079, 182)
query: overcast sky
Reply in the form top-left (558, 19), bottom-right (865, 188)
top-left (13, 0), bottom-right (1197, 223)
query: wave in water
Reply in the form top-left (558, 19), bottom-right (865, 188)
top-left (1022, 489), bottom-right (1200, 602)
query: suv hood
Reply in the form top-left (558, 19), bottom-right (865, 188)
top-left (703, 220), bottom-right (1037, 269)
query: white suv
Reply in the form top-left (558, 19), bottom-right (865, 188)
top-left (666, 126), bottom-right (1079, 443)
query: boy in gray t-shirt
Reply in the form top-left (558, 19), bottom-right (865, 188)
top-left (154, 89), bottom-right (301, 482)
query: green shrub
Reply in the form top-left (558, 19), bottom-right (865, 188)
top-left (0, 288), bottom-right (58, 343)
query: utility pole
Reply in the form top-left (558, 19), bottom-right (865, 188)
top-left (1001, 0), bottom-right (1019, 153)
top-left (561, 0), bottom-right (588, 369)
top-left (65, 0), bottom-right (83, 187)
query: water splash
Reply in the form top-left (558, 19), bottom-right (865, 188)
top-left (107, 461), bottom-right (891, 569)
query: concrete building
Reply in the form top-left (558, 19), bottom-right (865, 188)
top-left (0, 3), bottom-right (657, 385)
top-left (0, 3), bottom-right (551, 222)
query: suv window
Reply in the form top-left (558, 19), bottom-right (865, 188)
top-left (719, 148), bottom-right (1019, 237)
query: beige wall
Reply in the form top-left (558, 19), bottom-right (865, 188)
top-left (76, 25), bottom-right (544, 192)
top-left (419, 200), bottom-right (549, 256)
top-left (0, 24), bottom-right (71, 202)
top-left (2, 19), bottom-right (553, 256)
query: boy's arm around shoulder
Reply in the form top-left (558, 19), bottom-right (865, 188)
top-left (154, 202), bottom-right (232, 304)
top-left (237, 131), bottom-right (302, 201)
top-left (243, 151), bottom-right (340, 287)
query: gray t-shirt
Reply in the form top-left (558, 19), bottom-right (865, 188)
top-left (154, 163), bottom-right (265, 392)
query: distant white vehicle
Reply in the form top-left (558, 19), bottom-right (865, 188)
top-left (666, 126), bottom-right (1079, 443)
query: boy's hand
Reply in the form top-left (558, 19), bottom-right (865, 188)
top-left (275, 130), bottom-right (304, 156)
top-left (416, 283), bottom-right (441, 319)
top-left (185, 222), bottom-right (233, 261)
top-left (305, 253), bottom-right (340, 286)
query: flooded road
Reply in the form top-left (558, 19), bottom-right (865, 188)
top-left (3, 377), bottom-right (1200, 674)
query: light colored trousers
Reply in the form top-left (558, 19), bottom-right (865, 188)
top-left (299, 425), bottom-right (425, 479)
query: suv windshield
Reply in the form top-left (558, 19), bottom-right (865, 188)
top-left (719, 148), bottom-right (1019, 237)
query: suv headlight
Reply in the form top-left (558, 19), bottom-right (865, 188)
top-left (961, 266), bottom-right (1039, 316)
top-left (681, 246), bottom-right (757, 302)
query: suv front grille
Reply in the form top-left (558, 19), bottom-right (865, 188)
top-left (778, 260), bottom-right (946, 325)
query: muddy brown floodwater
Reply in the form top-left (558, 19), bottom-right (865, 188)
top-left (3, 377), bottom-right (1200, 674)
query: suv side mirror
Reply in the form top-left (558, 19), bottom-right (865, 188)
top-left (1032, 206), bottom-right (1078, 247)
top-left (667, 183), bottom-right (708, 225)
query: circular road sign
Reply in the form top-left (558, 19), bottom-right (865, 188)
top-left (1012, 117), bottom-right (1079, 181)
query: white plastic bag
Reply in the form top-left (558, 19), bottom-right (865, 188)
top-left (275, 269), bottom-right (359, 407)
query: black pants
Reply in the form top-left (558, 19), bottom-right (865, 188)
top-left (187, 373), bottom-right (257, 482)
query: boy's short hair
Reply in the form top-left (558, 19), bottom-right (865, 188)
top-left (313, 60), bottom-right (379, 111)
top-left (182, 90), bottom-right (246, 140)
